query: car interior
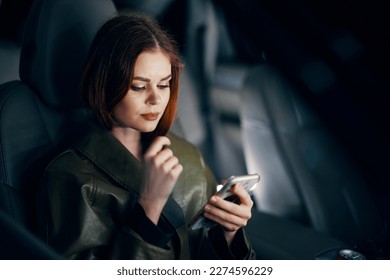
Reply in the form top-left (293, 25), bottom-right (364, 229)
top-left (1, 0), bottom-right (389, 260)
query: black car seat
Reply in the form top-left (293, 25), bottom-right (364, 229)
top-left (171, 1), bottom-right (356, 259)
top-left (0, 0), bottom-right (26, 85)
top-left (0, 38), bottom-right (20, 84)
top-left (183, 0), bottom-right (252, 180)
top-left (0, 0), bottom-right (116, 258)
top-left (113, 0), bottom-right (174, 18)
top-left (240, 64), bottom-right (386, 257)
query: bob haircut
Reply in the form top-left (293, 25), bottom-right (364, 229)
top-left (82, 13), bottom-right (183, 149)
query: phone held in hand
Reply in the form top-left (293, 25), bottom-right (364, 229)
top-left (188, 173), bottom-right (260, 230)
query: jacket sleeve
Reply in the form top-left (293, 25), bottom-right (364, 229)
top-left (39, 151), bottom-right (178, 260)
top-left (191, 226), bottom-right (256, 260)
top-left (189, 162), bottom-right (256, 260)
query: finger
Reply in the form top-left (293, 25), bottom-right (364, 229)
top-left (144, 136), bottom-right (171, 158)
top-left (204, 212), bottom-right (244, 232)
top-left (229, 184), bottom-right (254, 207)
top-left (162, 155), bottom-right (180, 173)
top-left (208, 195), bottom-right (252, 220)
top-left (152, 148), bottom-right (173, 166)
top-left (203, 204), bottom-right (248, 231)
top-left (171, 162), bottom-right (183, 178)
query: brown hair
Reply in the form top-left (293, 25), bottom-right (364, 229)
top-left (82, 13), bottom-right (183, 150)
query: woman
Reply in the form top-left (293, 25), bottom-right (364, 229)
top-left (39, 13), bottom-right (255, 259)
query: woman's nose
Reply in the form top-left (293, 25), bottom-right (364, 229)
top-left (146, 87), bottom-right (161, 105)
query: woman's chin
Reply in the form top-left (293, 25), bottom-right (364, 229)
top-left (140, 124), bottom-right (159, 133)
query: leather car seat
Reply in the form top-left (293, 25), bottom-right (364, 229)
top-left (0, 0), bottom-right (25, 85)
top-left (240, 64), bottom-right (385, 251)
top-left (0, 0), bottom-right (116, 257)
top-left (183, 0), bottom-right (250, 180)
top-left (113, 0), bottom-right (174, 18)
top-left (0, 38), bottom-right (20, 84)
top-left (178, 1), bottom-right (355, 259)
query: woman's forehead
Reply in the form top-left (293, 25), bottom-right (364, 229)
top-left (133, 50), bottom-right (171, 79)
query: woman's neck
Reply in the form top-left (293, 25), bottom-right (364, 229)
top-left (111, 127), bottom-right (143, 161)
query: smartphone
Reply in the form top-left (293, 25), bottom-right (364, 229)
top-left (188, 173), bottom-right (260, 230)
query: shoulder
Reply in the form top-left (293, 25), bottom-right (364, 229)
top-left (167, 132), bottom-right (202, 159)
top-left (168, 131), bottom-right (198, 150)
top-left (43, 148), bottom-right (93, 183)
top-left (40, 148), bottom-right (97, 206)
top-left (167, 131), bottom-right (213, 182)
top-left (44, 126), bottom-right (97, 175)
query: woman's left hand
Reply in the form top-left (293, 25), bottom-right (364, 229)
top-left (203, 184), bottom-right (254, 245)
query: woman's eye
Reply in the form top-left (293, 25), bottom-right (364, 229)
top-left (157, 84), bottom-right (170, 89)
top-left (131, 85), bottom-right (146, 91)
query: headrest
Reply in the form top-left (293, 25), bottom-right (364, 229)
top-left (114, 0), bottom-right (174, 17)
top-left (19, 0), bottom-right (117, 110)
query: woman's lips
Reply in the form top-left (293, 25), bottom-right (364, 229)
top-left (141, 113), bottom-right (159, 121)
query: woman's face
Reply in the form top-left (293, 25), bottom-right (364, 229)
top-left (111, 50), bottom-right (171, 133)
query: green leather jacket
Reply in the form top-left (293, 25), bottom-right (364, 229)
top-left (39, 127), bottom-right (255, 259)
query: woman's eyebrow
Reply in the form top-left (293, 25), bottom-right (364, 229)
top-left (133, 76), bottom-right (150, 82)
top-left (132, 74), bottom-right (172, 82)
top-left (160, 74), bottom-right (172, 81)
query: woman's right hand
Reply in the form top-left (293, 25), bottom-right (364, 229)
top-left (138, 136), bottom-right (183, 224)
